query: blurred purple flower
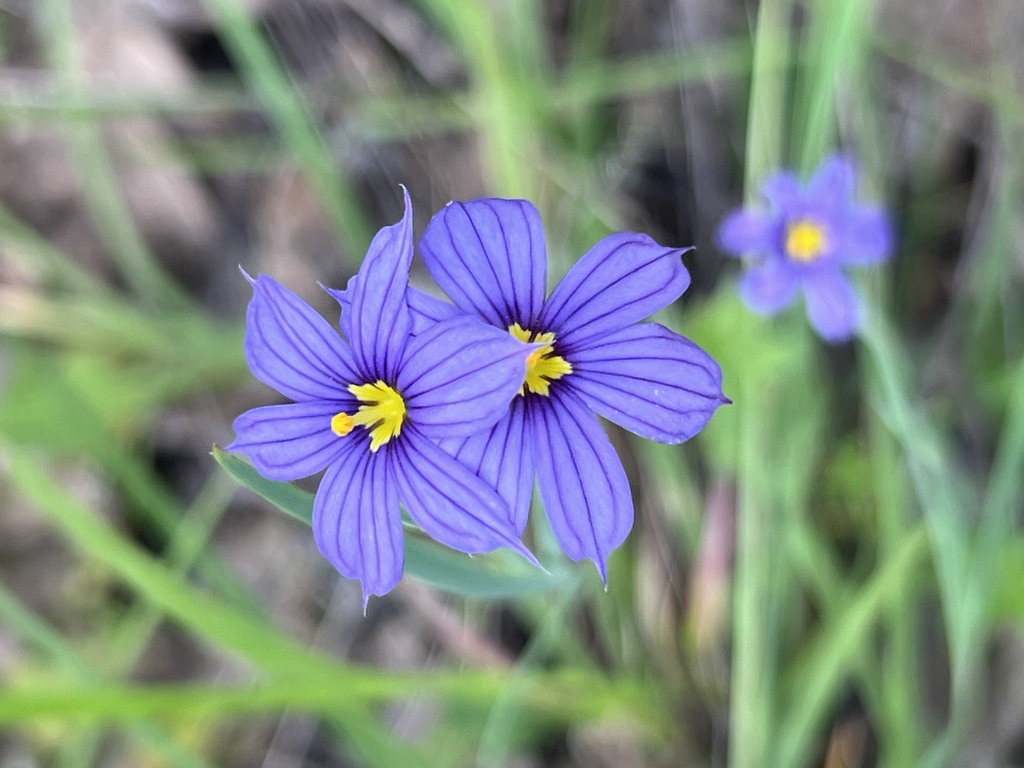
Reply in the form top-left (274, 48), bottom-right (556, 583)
top-left (413, 198), bottom-right (728, 580)
top-left (228, 190), bottom-right (538, 605)
top-left (716, 155), bottom-right (892, 342)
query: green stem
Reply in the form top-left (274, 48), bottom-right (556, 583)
top-left (730, 376), bottom-right (774, 768)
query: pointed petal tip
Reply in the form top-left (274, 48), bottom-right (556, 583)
top-left (238, 265), bottom-right (256, 286)
top-left (361, 591), bottom-right (371, 616)
top-left (509, 539), bottom-right (543, 569)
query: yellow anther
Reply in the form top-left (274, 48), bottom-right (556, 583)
top-left (785, 219), bottom-right (827, 263)
top-left (330, 412), bottom-right (354, 437)
top-left (344, 380), bottom-right (407, 452)
top-left (508, 323), bottom-right (572, 397)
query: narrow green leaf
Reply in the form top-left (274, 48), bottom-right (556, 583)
top-left (213, 447), bottom-right (562, 598)
top-left (0, 672), bottom-right (655, 728)
top-left (793, 0), bottom-right (876, 171)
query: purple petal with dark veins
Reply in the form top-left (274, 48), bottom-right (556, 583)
top-left (528, 389), bottom-right (632, 581)
top-left (570, 323), bottom-right (727, 444)
top-left (540, 232), bottom-right (691, 351)
top-left (321, 283), bottom-right (353, 342)
top-left (407, 286), bottom-right (465, 333)
top-left (419, 198), bottom-right (547, 328)
top-left (398, 315), bottom-right (532, 439)
top-left (344, 187), bottom-right (414, 381)
top-left (242, 272), bottom-right (360, 402)
top-left (437, 399), bottom-right (533, 534)
top-left (227, 399), bottom-right (358, 481)
top-left (325, 284), bottom-right (466, 339)
top-left (391, 426), bottom-right (539, 563)
top-left (312, 442), bottom-right (404, 606)
top-left (803, 267), bottom-right (860, 343)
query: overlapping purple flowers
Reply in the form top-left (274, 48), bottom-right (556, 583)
top-left (414, 199), bottom-right (728, 579)
top-left (229, 190), bottom-right (727, 598)
top-left (227, 191), bottom-right (538, 604)
top-left (716, 155), bottom-right (892, 342)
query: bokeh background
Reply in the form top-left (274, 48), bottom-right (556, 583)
top-left (0, 0), bottom-right (1021, 766)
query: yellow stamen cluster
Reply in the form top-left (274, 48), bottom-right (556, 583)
top-left (509, 323), bottom-right (572, 397)
top-left (331, 380), bottom-right (406, 452)
top-left (785, 219), bottom-right (827, 263)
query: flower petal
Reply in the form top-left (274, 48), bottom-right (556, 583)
top-left (716, 209), bottom-right (778, 256)
top-left (321, 283), bottom-right (353, 341)
top-left (807, 154), bottom-right (856, 210)
top-left (398, 315), bottom-right (532, 439)
top-left (419, 198), bottom-right (547, 328)
top-left (835, 206), bottom-right (892, 265)
top-left (407, 287), bottom-right (466, 333)
top-left (243, 272), bottom-right (360, 402)
top-left (391, 427), bottom-right (538, 563)
top-left (312, 440), bottom-right (404, 605)
top-left (540, 233), bottom-right (691, 351)
top-left (569, 323), bottom-right (728, 444)
top-left (762, 170), bottom-right (803, 213)
top-left (803, 268), bottom-right (860, 342)
top-left (737, 259), bottom-right (800, 315)
top-left (325, 284), bottom-right (466, 338)
top-left (227, 400), bottom-right (357, 481)
top-left (438, 399), bottom-right (533, 534)
top-left (528, 389), bottom-right (633, 581)
top-left (344, 187), bottom-right (414, 381)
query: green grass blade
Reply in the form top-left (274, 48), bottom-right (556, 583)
top-left (414, 0), bottom-right (543, 196)
top-left (859, 299), bottom-right (974, 754)
top-left (793, 0), bottom-right (875, 170)
top-left (744, 0), bottom-right (794, 186)
top-left (774, 524), bottom-right (929, 767)
top-left (730, 374), bottom-right (778, 768)
top-left (0, 673), bottom-right (657, 728)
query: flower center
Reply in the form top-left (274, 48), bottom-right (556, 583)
top-left (508, 323), bottom-right (572, 397)
top-left (785, 219), bottom-right (827, 263)
top-left (330, 380), bottom-right (406, 452)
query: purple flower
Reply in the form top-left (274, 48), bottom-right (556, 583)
top-left (716, 154), bottom-right (892, 342)
top-left (411, 198), bottom-right (728, 580)
top-left (227, 191), bottom-right (539, 605)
